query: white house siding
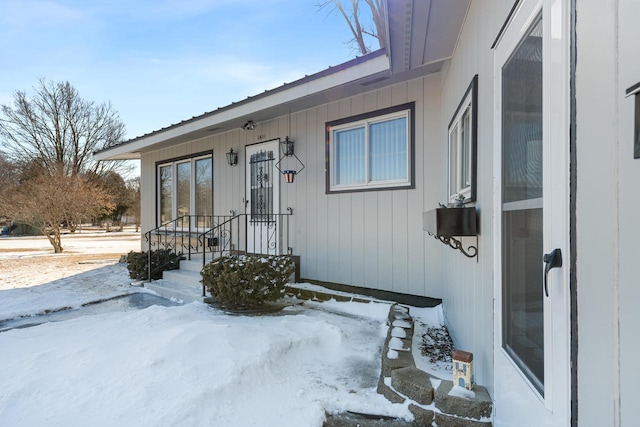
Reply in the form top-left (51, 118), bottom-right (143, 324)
top-left (617, 2), bottom-right (640, 425)
top-left (436, 0), bottom-right (516, 395)
top-left (577, 0), bottom-right (640, 425)
top-left (140, 74), bottom-right (445, 299)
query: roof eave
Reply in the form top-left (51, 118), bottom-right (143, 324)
top-left (94, 51), bottom-right (390, 161)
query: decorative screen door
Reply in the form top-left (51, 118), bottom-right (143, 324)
top-left (245, 140), bottom-right (280, 254)
top-left (493, 0), bottom-right (570, 425)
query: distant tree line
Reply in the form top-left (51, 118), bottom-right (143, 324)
top-left (0, 79), bottom-right (139, 252)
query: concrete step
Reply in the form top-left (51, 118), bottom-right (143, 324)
top-left (162, 269), bottom-right (202, 288)
top-left (179, 258), bottom-right (205, 273)
top-left (144, 280), bottom-right (206, 303)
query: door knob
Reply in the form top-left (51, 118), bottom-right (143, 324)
top-left (543, 248), bottom-right (562, 297)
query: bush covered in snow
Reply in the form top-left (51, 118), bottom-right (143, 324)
top-left (201, 255), bottom-right (295, 308)
top-left (126, 249), bottom-right (183, 280)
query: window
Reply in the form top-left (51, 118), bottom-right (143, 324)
top-left (448, 75), bottom-right (478, 203)
top-left (326, 103), bottom-right (415, 193)
top-left (157, 152), bottom-right (213, 226)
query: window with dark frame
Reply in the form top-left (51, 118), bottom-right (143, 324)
top-left (448, 75), bottom-right (478, 203)
top-left (626, 81), bottom-right (640, 159)
top-left (326, 102), bottom-right (415, 193)
top-left (156, 152), bottom-right (213, 227)
top-left (635, 91), bottom-right (640, 159)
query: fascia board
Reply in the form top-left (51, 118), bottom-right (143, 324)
top-left (95, 54), bottom-right (390, 161)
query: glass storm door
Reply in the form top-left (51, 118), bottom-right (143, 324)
top-left (245, 140), bottom-right (280, 254)
top-left (493, 0), bottom-right (570, 425)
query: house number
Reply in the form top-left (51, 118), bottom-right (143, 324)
top-left (257, 133), bottom-right (267, 141)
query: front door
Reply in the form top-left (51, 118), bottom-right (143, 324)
top-left (493, 0), bottom-right (570, 425)
top-left (245, 140), bottom-right (280, 254)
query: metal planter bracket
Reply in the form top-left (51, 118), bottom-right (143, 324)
top-left (423, 207), bottom-right (478, 260)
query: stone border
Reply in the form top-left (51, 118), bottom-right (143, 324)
top-left (287, 286), bottom-right (494, 426)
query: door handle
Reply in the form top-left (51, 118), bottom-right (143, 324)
top-left (543, 248), bottom-right (562, 297)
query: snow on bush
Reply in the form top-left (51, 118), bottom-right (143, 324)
top-left (126, 249), bottom-right (183, 280)
top-left (201, 255), bottom-right (295, 308)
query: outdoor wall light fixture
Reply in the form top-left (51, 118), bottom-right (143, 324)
top-left (275, 136), bottom-right (305, 183)
top-left (226, 148), bottom-right (238, 166)
top-left (241, 120), bottom-right (256, 131)
top-left (280, 136), bottom-right (295, 156)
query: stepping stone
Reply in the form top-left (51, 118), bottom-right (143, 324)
top-left (390, 366), bottom-right (434, 405)
top-left (435, 380), bottom-right (492, 420)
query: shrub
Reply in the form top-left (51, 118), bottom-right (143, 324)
top-left (201, 255), bottom-right (296, 309)
top-left (126, 249), bottom-right (183, 280)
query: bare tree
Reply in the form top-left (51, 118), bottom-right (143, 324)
top-left (7, 173), bottom-right (114, 253)
top-left (0, 79), bottom-right (128, 178)
top-left (317, 0), bottom-right (386, 55)
top-left (0, 153), bottom-right (19, 217)
top-left (126, 177), bottom-right (141, 232)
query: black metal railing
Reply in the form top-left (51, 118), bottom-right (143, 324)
top-left (143, 210), bottom-right (294, 291)
top-left (197, 208), bottom-right (293, 296)
top-left (144, 215), bottom-right (234, 282)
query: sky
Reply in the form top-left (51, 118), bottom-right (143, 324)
top-left (0, 0), bottom-right (377, 141)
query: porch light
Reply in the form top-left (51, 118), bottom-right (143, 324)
top-left (275, 137), bottom-right (305, 184)
top-left (241, 120), bottom-right (256, 131)
top-left (281, 136), bottom-right (295, 156)
top-left (226, 148), bottom-right (238, 166)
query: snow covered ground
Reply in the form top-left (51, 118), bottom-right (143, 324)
top-left (0, 232), bottom-right (447, 426)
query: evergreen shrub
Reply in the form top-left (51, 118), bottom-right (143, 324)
top-left (201, 255), bottom-right (295, 308)
top-left (126, 249), bottom-right (183, 280)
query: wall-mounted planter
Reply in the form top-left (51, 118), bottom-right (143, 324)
top-left (423, 207), bottom-right (477, 237)
top-left (423, 207), bottom-right (478, 258)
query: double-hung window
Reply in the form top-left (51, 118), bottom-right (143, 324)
top-left (157, 152), bottom-right (213, 227)
top-left (448, 75), bottom-right (478, 203)
top-left (327, 103), bottom-right (414, 193)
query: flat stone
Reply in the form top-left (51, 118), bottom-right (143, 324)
top-left (377, 377), bottom-right (406, 404)
top-left (391, 367), bottom-right (434, 405)
top-left (314, 291), bottom-right (333, 301)
top-left (408, 404), bottom-right (435, 426)
top-left (391, 327), bottom-right (408, 338)
top-left (388, 336), bottom-right (412, 352)
top-left (434, 413), bottom-right (492, 427)
top-left (435, 380), bottom-right (492, 420)
top-left (391, 305), bottom-right (411, 319)
top-left (293, 288), bottom-right (315, 300)
top-left (381, 345), bottom-right (415, 377)
top-left (324, 412), bottom-right (413, 427)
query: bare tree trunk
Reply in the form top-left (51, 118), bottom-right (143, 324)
top-left (44, 226), bottom-right (63, 253)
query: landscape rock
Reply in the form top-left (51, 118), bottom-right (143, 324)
top-left (391, 366), bottom-right (434, 405)
top-left (435, 380), bottom-right (492, 420)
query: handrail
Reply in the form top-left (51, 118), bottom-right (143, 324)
top-left (144, 215), bottom-right (231, 282)
top-left (197, 209), bottom-right (294, 296)
top-left (143, 210), bottom-right (294, 296)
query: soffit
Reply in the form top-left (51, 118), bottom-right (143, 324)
top-left (387, 0), bottom-right (471, 74)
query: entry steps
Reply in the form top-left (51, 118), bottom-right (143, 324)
top-left (144, 256), bottom-right (210, 303)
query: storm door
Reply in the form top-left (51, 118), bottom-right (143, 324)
top-left (245, 140), bottom-right (280, 254)
top-left (493, 0), bottom-right (570, 425)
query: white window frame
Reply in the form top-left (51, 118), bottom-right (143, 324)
top-left (156, 153), bottom-right (212, 228)
top-left (327, 104), bottom-right (414, 193)
top-left (448, 75), bottom-right (478, 204)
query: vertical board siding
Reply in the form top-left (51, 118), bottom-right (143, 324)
top-left (435, 0), bottom-right (519, 393)
top-left (139, 74), bottom-right (445, 299)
